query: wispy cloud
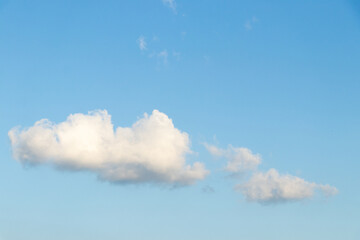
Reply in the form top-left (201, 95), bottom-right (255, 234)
top-left (148, 49), bottom-right (179, 65)
top-left (236, 169), bottom-right (338, 204)
top-left (205, 144), bottom-right (261, 174)
top-left (172, 51), bottom-right (181, 60)
top-left (137, 36), bottom-right (147, 50)
top-left (138, 33), bottom-right (181, 65)
top-left (244, 16), bottom-right (259, 31)
top-left (157, 50), bottom-right (168, 64)
top-left (9, 110), bottom-right (209, 186)
top-left (162, 0), bottom-right (177, 13)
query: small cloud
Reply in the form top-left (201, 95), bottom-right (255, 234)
top-left (137, 36), bottom-right (147, 50)
top-left (148, 50), bottom-right (170, 65)
top-left (205, 144), bottom-right (261, 174)
top-left (149, 50), bottom-right (180, 65)
top-left (162, 0), bottom-right (177, 13)
top-left (318, 184), bottom-right (339, 197)
top-left (235, 169), bottom-right (338, 204)
top-left (158, 50), bottom-right (168, 64)
top-left (244, 16), bottom-right (259, 31)
top-left (244, 21), bottom-right (253, 30)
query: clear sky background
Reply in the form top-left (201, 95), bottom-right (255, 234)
top-left (1, 0), bottom-right (360, 239)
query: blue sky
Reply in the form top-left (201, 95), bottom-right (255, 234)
top-left (1, 0), bottom-right (360, 239)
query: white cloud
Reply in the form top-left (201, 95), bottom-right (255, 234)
top-left (137, 36), bottom-right (147, 50)
top-left (9, 110), bottom-right (209, 186)
top-left (205, 144), bottom-right (261, 173)
top-left (206, 143), bottom-right (337, 204)
top-left (162, 0), bottom-right (176, 13)
top-left (158, 50), bottom-right (168, 64)
top-left (236, 169), bottom-right (338, 203)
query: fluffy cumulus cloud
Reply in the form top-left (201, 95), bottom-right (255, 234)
top-left (205, 143), bottom-right (337, 204)
top-left (236, 169), bottom-right (338, 203)
top-left (8, 110), bottom-right (209, 186)
top-left (205, 144), bottom-right (261, 173)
